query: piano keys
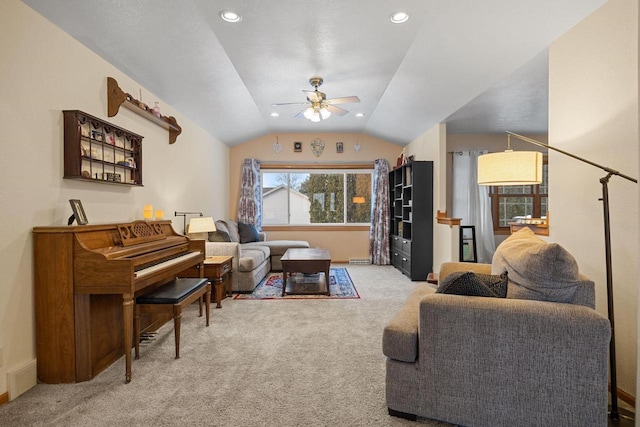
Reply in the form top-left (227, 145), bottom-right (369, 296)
top-left (33, 220), bottom-right (204, 384)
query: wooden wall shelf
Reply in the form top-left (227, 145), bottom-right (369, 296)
top-left (436, 210), bottom-right (461, 227)
top-left (107, 77), bottom-right (182, 144)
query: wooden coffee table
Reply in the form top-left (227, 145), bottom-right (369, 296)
top-left (281, 248), bottom-right (331, 296)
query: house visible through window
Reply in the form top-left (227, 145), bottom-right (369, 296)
top-left (261, 169), bottom-right (373, 225)
top-left (490, 157), bottom-right (548, 233)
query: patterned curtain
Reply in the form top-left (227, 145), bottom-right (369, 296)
top-left (237, 158), bottom-right (262, 229)
top-left (369, 159), bottom-right (391, 265)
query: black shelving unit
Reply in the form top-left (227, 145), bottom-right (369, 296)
top-left (389, 161), bottom-right (433, 280)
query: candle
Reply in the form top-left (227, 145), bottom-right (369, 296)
top-left (155, 209), bottom-right (164, 220)
top-left (143, 204), bottom-right (153, 219)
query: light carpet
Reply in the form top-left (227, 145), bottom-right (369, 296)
top-left (0, 264), bottom-right (452, 427)
top-left (234, 267), bottom-right (359, 300)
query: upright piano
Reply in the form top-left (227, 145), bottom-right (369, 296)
top-left (33, 220), bottom-right (204, 383)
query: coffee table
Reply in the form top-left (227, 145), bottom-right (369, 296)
top-left (281, 248), bottom-right (331, 296)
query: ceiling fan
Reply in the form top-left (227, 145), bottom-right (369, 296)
top-left (271, 76), bottom-right (360, 122)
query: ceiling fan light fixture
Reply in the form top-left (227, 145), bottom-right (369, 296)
top-left (220, 10), bottom-right (242, 23)
top-left (390, 11), bottom-right (409, 24)
top-left (303, 108), bottom-right (316, 120)
top-left (319, 108), bottom-right (331, 120)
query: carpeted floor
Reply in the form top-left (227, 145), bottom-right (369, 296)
top-left (0, 264), bottom-right (453, 427)
top-left (234, 267), bottom-right (359, 300)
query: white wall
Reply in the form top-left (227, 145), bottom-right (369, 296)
top-left (550, 0), bottom-right (638, 399)
top-left (0, 0), bottom-right (229, 398)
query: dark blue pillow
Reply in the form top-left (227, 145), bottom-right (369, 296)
top-left (238, 222), bottom-right (260, 243)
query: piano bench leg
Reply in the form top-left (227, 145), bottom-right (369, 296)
top-left (173, 308), bottom-right (182, 359)
top-left (135, 278), bottom-right (210, 362)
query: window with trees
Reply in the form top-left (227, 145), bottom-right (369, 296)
top-left (261, 168), bottom-right (373, 225)
top-left (490, 158), bottom-right (548, 233)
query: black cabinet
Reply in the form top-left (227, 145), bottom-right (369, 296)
top-left (389, 161), bottom-right (433, 280)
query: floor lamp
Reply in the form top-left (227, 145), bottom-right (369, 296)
top-left (478, 131), bottom-right (637, 425)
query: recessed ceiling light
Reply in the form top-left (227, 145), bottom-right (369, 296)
top-left (355, 113), bottom-right (365, 118)
top-left (390, 11), bottom-right (409, 24)
top-left (270, 112), bottom-right (279, 117)
top-left (220, 10), bottom-right (242, 23)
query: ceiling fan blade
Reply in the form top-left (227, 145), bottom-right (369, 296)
top-left (325, 105), bottom-right (349, 116)
top-left (303, 90), bottom-right (323, 103)
top-left (271, 101), bottom-right (309, 106)
top-left (326, 96), bottom-right (360, 105)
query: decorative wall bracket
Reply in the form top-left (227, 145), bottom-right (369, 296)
top-left (107, 77), bottom-right (182, 144)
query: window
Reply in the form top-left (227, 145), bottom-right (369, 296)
top-left (261, 168), bottom-right (373, 225)
top-left (490, 158), bottom-right (548, 233)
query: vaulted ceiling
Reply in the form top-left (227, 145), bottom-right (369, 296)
top-left (22, 0), bottom-right (606, 146)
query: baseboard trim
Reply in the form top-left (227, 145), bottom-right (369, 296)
top-left (610, 384), bottom-right (636, 408)
top-left (0, 391), bottom-right (8, 405)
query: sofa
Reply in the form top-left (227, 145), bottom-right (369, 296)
top-left (189, 219), bottom-right (309, 292)
top-left (383, 227), bottom-right (611, 427)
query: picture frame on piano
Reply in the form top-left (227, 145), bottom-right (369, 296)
top-left (69, 199), bottom-right (88, 225)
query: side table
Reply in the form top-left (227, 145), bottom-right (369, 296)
top-left (180, 255), bottom-right (233, 308)
top-left (204, 256), bottom-right (233, 308)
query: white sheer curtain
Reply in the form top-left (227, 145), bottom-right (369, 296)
top-left (452, 151), bottom-right (496, 263)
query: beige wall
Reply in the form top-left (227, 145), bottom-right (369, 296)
top-left (0, 0), bottom-right (228, 399)
top-left (550, 0), bottom-right (638, 398)
top-left (403, 123), bottom-right (457, 272)
top-left (229, 133), bottom-right (401, 262)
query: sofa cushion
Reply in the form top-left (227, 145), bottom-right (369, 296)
top-left (208, 230), bottom-right (231, 242)
top-left (214, 220), bottom-right (230, 237)
top-left (259, 240), bottom-right (310, 256)
top-left (492, 227), bottom-right (587, 304)
top-left (436, 271), bottom-right (508, 298)
top-left (214, 219), bottom-right (240, 242)
top-left (238, 222), bottom-right (260, 243)
top-left (237, 246), bottom-right (269, 272)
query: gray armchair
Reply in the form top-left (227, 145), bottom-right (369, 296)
top-left (383, 228), bottom-right (611, 427)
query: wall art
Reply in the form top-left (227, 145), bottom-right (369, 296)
top-left (311, 138), bottom-right (325, 157)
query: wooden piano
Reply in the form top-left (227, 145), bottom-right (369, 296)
top-left (33, 220), bottom-right (204, 384)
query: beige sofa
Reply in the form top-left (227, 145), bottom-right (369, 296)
top-left (383, 228), bottom-right (611, 426)
top-left (190, 219), bottom-right (309, 292)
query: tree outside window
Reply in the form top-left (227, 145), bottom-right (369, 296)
top-left (261, 169), bottom-right (372, 225)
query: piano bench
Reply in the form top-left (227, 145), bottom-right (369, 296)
top-left (134, 278), bottom-right (211, 360)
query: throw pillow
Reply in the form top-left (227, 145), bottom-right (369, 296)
top-left (208, 230), bottom-right (231, 242)
top-left (215, 220), bottom-right (240, 242)
top-left (238, 222), bottom-right (260, 243)
top-left (436, 271), bottom-right (508, 298)
top-left (491, 227), bottom-right (585, 303)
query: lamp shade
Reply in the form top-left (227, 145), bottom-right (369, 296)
top-left (187, 217), bottom-right (216, 233)
top-left (352, 196), bottom-right (366, 204)
top-left (477, 151), bottom-right (543, 186)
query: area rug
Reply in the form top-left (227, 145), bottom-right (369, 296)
top-left (234, 267), bottom-right (360, 300)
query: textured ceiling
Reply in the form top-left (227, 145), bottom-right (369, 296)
top-left (22, 0), bottom-right (605, 146)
